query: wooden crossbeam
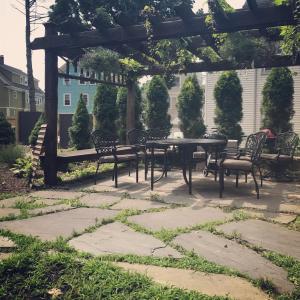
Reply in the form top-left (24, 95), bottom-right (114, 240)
top-left (31, 6), bottom-right (295, 51)
top-left (246, 0), bottom-right (258, 13)
top-left (58, 72), bottom-right (127, 86)
top-left (140, 55), bottom-right (300, 75)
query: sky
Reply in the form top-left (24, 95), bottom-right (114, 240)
top-left (0, 0), bottom-right (245, 90)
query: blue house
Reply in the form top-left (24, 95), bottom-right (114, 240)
top-left (58, 62), bottom-right (98, 114)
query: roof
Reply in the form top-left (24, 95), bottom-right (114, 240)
top-left (0, 64), bottom-right (44, 94)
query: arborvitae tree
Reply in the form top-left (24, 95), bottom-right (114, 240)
top-left (116, 84), bottom-right (143, 143)
top-left (144, 76), bottom-right (172, 134)
top-left (69, 94), bottom-right (91, 149)
top-left (214, 71), bottom-right (243, 142)
top-left (28, 113), bottom-right (46, 146)
top-left (93, 83), bottom-right (118, 137)
top-left (0, 112), bottom-right (15, 145)
top-left (177, 75), bottom-right (206, 138)
top-left (262, 67), bottom-right (294, 134)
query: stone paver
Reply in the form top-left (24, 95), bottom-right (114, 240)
top-left (0, 197), bottom-right (31, 208)
top-left (79, 193), bottom-right (120, 207)
top-left (0, 208), bottom-right (118, 241)
top-left (30, 190), bottom-right (84, 200)
top-left (0, 236), bottom-right (16, 249)
top-left (29, 204), bottom-right (73, 215)
top-left (173, 230), bottom-right (294, 293)
top-left (111, 198), bottom-right (170, 210)
top-left (33, 199), bottom-right (62, 206)
top-left (128, 207), bottom-right (232, 231)
top-left (218, 219), bottom-right (300, 260)
top-left (69, 222), bottom-right (181, 258)
top-left (240, 209), bottom-right (297, 224)
top-left (0, 208), bottom-right (20, 218)
top-left (0, 253), bottom-right (12, 260)
top-left (116, 262), bottom-right (270, 300)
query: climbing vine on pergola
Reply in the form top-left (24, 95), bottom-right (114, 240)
top-left (31, 0), bottom-right (299, 185)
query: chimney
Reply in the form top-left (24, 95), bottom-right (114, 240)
top-left (0, 55), bottom-right (4, 65)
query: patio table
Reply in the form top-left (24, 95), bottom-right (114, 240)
top-left (146, 138), bottom-right (227, 194)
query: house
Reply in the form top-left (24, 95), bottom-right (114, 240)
top-left (0, 55), bottom-right (45, 121)
top-left (58, 62), bottom-right (98, 115)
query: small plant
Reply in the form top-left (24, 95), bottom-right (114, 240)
top-left (10, 156), bottom-right (33, 178)
top-left (0, 145), bottom-right (25, 167)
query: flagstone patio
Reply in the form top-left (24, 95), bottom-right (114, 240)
top-left (0, 170), bottom-right (299, 298)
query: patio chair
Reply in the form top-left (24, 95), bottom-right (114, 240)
top-left (219, 132), bottom-right (267, 199)
top-left (91, 130), bottom-right (139, 187)
top-left (260, 132), bottom-right (299, 180)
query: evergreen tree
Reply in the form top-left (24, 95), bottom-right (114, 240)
top-left (69, 94), bottom-right (91, 149)
top-left (93, 83), bottom-right (118, 137)
top-left (116, 84), bottom-right (143, 143)
top-left (214, 70), bottom-right (243, 142)
top-left (28, 113), bottom-right (45, 146)
top-left (177, 75), bottom-right (206, 138)
top-left (144, 76), bottom-right (172, 134)
top-left (262, 67), bottom-right (294, 134)
top-left (0, 112), bottom-right (15, 145)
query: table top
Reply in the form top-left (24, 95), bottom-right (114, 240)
top-left (146, 138), bottom-right (227, 147)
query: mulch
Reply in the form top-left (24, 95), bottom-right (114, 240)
top-left (0, 165), bottom-right (30, 193)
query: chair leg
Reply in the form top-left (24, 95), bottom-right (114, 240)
top-left (214, 170), bottom-right (217, 181)
top-left (251, 168), bottom-right (259, 199)
top-left (235, 172), bottom-right (239, 188)
top-left (145, 156), bottom-right (148, 180)
top-left (128, 162), bottom-right (131, 176)
top-left (245, 173), bottom-right (248, 183)
top-left (136, 160), bottom-right (139, 183)
top-left (219, 167), bottom-right (224, 198)
top-left (95, 161), bottom-right (100, 185)
top-left (258, 166), bottom-right (263, 187)
top-left (114, 163), bottom-right (118, 188)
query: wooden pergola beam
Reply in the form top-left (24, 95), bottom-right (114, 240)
top-left (246, 0), bottom-right (258, 13)
top-left (140, 55), bottom-right (300, 75)
top-left (31, 6), bottom-right (295, 51)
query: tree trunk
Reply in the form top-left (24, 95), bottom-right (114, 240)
top-left (25, 0), bottom-right (36, 112)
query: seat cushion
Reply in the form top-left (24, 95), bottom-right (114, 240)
top-left (261, 153), bottom-right (292, 162)
top-left (99, 154), bottom-right (137, 163)
top-left (222, 159), bottom-right (253, 171)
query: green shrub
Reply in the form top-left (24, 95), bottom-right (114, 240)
top-left (69, 94), bottom-right (91, 149)
top-left (0, 112), bottom-right (15, 145)
top-left (93, 84), bottom-right (118, 137)
top-left (0, 145), bottom-right (25, 167)
top-left (28, 114), bottom-right (46, 146)
top-left (214, 71), bottom-right (243, 142)
top-left (177, 75), bottom-right (206, 138)
top-left (144, 76), bottom-right (172, 135)
top-left (10, 156), bottom-right (33, 178)
top-left (262, 67), bottom-right (294, 134)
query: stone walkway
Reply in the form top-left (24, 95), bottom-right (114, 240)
top-left (0, 171), bottom-right (299, 298)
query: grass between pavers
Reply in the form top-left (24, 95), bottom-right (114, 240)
top-left (0, 230), bottom-right (230, 300)
top-left (0, 192), bottom-right (23, 201)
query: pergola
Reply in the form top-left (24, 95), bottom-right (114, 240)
top-left (31, 0), bottom-right (299, 185)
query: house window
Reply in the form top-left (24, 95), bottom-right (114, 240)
top-left (261, 68), bottom-right (271, 75)
top-left (64, 93), bottom-right (71, 106)
top-left (90, 71), bottom-right (96, 85)
top-left (12, 91), bottom-right (17, 100)
top-left (173, 76), bottom-right (180, 86)
top-left (82, 93), bottom-right (89, 106)
top-left (63, 77), bottom-right (71, 85)
top-left (79, 68), bottom-right (86, 85)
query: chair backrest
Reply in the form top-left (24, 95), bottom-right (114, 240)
top-left (91, 130), bottom-right (117, 156)
top-left (127, 129), bottom-right (148, 146)
top-left (276, 132), bottom-right (299, 157)
top-left (244, 132), bottom-right (267, 161)
top-left (147, 128), bottom-right (169, 141)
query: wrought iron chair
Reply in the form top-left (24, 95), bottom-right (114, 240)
top-left (219, 132), bottom-right (267, 199)
top-left (260, 132), bottom-right (299, 179)
top-left (91, 130), bottom-right (139, 187)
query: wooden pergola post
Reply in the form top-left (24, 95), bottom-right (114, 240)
top-left (44, 23), bottom-right (58, 185)
top-left (126, 79), bottom-right (135, 144)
